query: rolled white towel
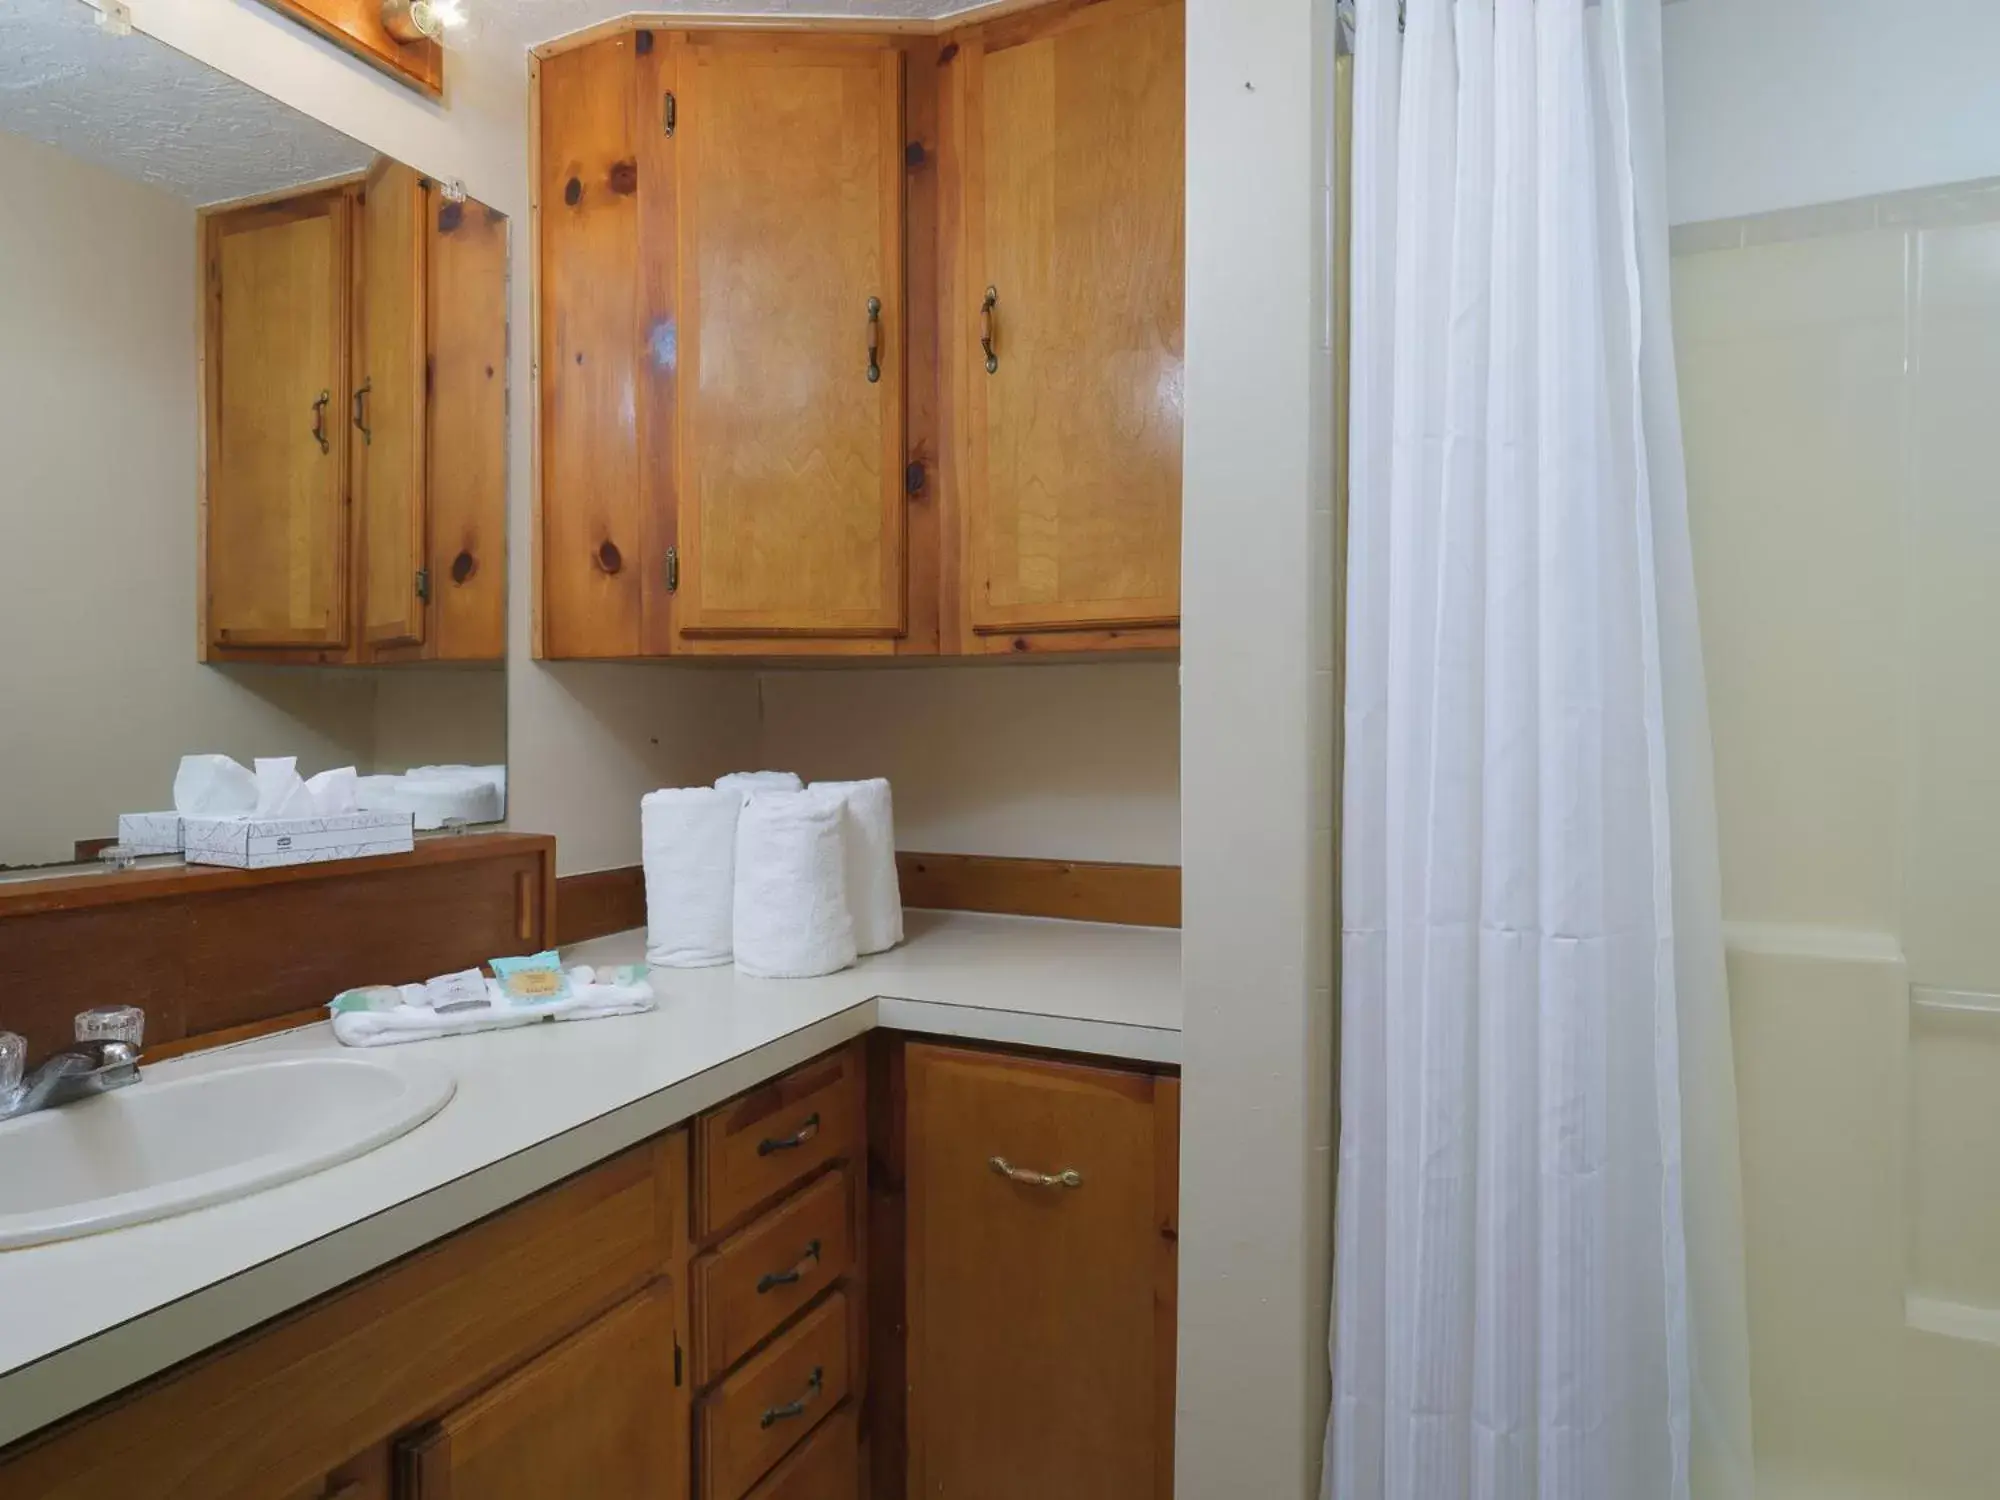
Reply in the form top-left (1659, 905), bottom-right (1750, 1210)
top-left (643, 787), bottom-right (741, 968)
top-left (811, 778), bottom-right (903, 955)
top-left (715, 770), bottom-right (803, 801)
top-left (733, 788), bottom-right (856, 979)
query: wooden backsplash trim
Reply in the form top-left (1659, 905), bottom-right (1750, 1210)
top-left (896, 852), bottom-right (1180, 928)
top-left (555, 852), bottom-right (1181, 946)
top-left (0, 833), bottom-right (556, 1063)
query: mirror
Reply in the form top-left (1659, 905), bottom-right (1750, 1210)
top-left (0, 0), bottom-right (508, 872)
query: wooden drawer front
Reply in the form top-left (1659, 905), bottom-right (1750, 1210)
top-left (695, 1045), bottom-right (861, 1237)
top-left (693, 1166), bottom-right (854, 1386)
top-left (743, 1404), bottom-right (858, 1500)
top-left (698, 1290), bottom-right (851, 1500)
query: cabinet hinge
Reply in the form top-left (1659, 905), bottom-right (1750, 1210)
top-left (673, 1337), bottom-right (683, 1387)
top-left (664, 546), bottom-right (679, 593)
top-left (663, 90), bottom-right (677, 137)
top-left (414, 568), bottom-right (430, 603)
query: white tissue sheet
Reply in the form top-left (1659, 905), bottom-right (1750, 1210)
top-left (642, 787), bottom-right (741, 968)
top-left (330, 973), bottom-right (655, 1048)
top-left (811, 778), bottom-right (904, 954)
top-left (732, 788), bottom-right (857, 979)
top-left (173, 754), bottom-right (258, 817)
top-left (715, 770), bottom-right (803, 800)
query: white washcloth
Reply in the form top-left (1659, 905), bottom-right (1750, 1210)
top-left (732, 788), bottom-right (857, 979)
top-left (811, 778), bottom-right (903, 955)
top-left (715, 770), bottom-right (803, 801)
top-left (330, 973), bottom-right (654, 1048)
top-left (643, 787), bottom-right (741, 968)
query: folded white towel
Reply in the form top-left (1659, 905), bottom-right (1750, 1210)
top-left (715, 770), bottom-right (803, 801)
top-left (643, 787), bottom-right (741, 968)
top-left (811, 778), bottom-right (903, 955)
top-left (330, 973), bottom-right (654, 1048)
top-left (732, 788), bottom-right (857, 979)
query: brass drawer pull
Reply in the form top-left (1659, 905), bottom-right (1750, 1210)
top-left (990, 1155), bottom-right (1082, 1190)
top-left (757, 1112), bottom-right (820, 1157)
top-left (756, 1238), bottom-right (823, 1295)
top-left (979, 285), bottom-right (999, 373)
top-left (310, 389), bottom-right (331, 454)
top-left (759, 1365), bottom-right (824, 1429)
top-left (352, 377), bottom-right (372, 445)
top-left (865, 296), bottom-right (882, 384)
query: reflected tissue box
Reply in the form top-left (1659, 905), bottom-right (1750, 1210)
top-left (116, 812), bottom-right (183, 857)
top-left (181, 810), bottom-right (415, 869)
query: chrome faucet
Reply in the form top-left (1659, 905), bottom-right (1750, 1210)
top-left (0, 1007), bottom-right (145, 1122)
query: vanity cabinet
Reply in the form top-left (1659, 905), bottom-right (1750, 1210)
top-left (898, 1041), bottom-right (1180, 1500)
top-left (534, 0), bottom-right (1184, 662)
top-left (942, 0), bottom-right (1186, 654)
top-left (202, 162), bottom-right (507, 666)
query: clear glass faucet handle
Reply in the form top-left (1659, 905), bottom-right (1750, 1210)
top-left (0, 1032), bottom-right (23, 1095)
top-left (75, 1006), bottom-right (144, 1049)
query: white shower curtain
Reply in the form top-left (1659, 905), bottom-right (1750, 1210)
top-left (1327, 2), bottom-right (1754, 1498)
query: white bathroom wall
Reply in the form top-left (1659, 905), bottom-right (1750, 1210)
top-left (756, 663), bottom-right (1180, 863)
top-left (117, 0), bottom-right (762, 878)
top-left (1663, 0), bottom-right (2000, 225)
top-left (1675, 186), bottom-right (2000, 1500)
top-left (0, 125), bottom-right (386, 867)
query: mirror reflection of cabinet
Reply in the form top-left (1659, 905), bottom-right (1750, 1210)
top-left (201, 160), bottom-right (506, 665)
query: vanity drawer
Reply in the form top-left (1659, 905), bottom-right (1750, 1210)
top-left (695, 1044), bottom-right (861, 1237)
top-left (742, 1403), bottom-right (858, 1500)
top-left (693, 1166), bottom-right (854, 1386)
top-left (697, 1290), bottom-right (851, 1500)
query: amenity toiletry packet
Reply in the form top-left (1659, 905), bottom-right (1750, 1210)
top-left (489, 951), bottom-right (575, 1007)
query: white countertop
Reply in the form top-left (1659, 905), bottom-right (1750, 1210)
top-left (0, 909), bottom-right (1178, 1449)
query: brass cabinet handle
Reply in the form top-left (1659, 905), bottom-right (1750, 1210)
top-left (866, 296), bottom-right (882, 384)
top-left (759, 1366), bottom-right (824, 1429)
top-left (352, 378), bottom-right (372, 446)
top-left (310, 389), bottom-right (331, 454)
top-left (756, 1111), bottom-right (820, 1157)
top-left (979, 285), bottom-right (999, 373)
top-left (756, 1237), bottom-right (823, 1295)
top-left (989, 1155), bottom-right (1082, 1190)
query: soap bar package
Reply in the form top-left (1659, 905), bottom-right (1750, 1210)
top-left (116, 812), bottom-right (183, 857)
top-left (181, 810), bottom-right (415, 869)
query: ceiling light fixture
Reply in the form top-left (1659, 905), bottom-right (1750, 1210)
top-left (380, 0), bottom-right (467, 45)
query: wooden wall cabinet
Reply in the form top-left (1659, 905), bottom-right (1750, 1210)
top-left (534, 0), bottom-right (1183, 661)
top-left (203, 162), bottom-right (507, 665)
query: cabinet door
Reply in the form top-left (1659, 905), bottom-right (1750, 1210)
top-left (426, 190), bottom-right (509, 661)
top-left (674, 37), bottom-right (907, 641)
top-left (397, 1278), bottom-right (688, 1500)
top-left (955, 0), bottom-right (1185, 640)
top-left (904, 1043), bottom-right (1179, 1500)
top-left (205, 190), bottom-right (350, 650)
top-left (357, 157), bottom-right (429, 649)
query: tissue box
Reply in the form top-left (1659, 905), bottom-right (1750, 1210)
top-left (181, 811), bottom-right (415, 869)
top-left (116, 812), bottom-right (183, 857)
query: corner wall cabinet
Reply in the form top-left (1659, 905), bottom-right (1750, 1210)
top-left (203, 160), bottom-right (507, 665)
top-left (533, 0), bottom-right (1185, 660)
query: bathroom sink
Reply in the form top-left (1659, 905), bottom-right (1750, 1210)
top-left (0, 1054), bottom-right (454, 1249)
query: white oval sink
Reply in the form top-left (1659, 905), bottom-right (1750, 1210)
top-left (0, 1054), bottom-right (454, 1249)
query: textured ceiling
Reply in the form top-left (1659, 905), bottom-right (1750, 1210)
top-left (0, 0), bottom-right (373, 205)
top-left (463, 0), bottom-right (967, 57)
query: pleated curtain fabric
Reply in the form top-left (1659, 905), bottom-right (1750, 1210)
top-left (1326, 3), bottom-right (1755, 1498)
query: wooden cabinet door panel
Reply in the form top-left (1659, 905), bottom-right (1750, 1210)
top-left (538, 36), bottom-right (645, 658)
top-left (905, 1043), bottom-right (1179, 1500)
top-left (675, 37), bottom-right (906, 640)
top-left (959, 0), bottom-right (1185, 636)
top-left (357, 157), bottom-right (428, 648)
top-left (425, 191), bottom-right (508, 661)
top-left (206, 191), bottom-right (350, 649)
top-left (398, 1278), bottom-right (687, 1500)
